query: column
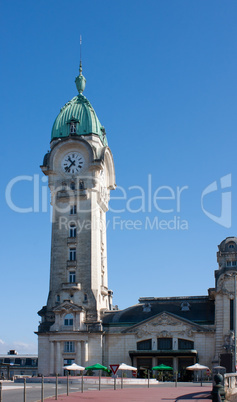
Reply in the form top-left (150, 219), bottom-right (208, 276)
top-left (81, 341), bottom-right (89, 366)
top-left (56, 342), bottom-right (61, 374)
top-left (49, 341), bottom-right (54, 375)
top-left (76, 342), bottom-right (81, 365)
top-left (85, 341), bottom-right (89, 363)
top-left (173, 357), bottom-right (178, 372)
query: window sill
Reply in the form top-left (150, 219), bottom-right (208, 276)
top-left (67, 238), bottom-right (77, 245)
top-left (62, 282), bottom-right (81, 290)
top-left (67, 260), bottom-right (77, 268)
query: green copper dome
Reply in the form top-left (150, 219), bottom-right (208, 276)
top-left (51, 65), bottom-right (107, 145)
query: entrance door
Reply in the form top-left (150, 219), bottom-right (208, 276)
top-left (157, 358), bottom-right (173, 381)
top-left (178, 357), bottom-right (194, 381)
top-left (220, 353), bottom-right (232, 373)
top-left (137, 358), bottom-right (152, 378)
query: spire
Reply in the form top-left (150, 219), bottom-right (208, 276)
top-left (75, 35), bottom-right (86, 94)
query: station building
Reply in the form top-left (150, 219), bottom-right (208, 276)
top-left (36, 64), bottom-right (237, 378)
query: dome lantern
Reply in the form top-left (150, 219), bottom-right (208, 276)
top-left (51, 66), bottom-right (107, 146)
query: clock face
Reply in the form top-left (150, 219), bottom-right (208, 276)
top-left (61, 152), bottom-right (85, 174)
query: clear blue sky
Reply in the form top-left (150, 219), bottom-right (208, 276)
top-left (0, 0), bottom-right (236, 354)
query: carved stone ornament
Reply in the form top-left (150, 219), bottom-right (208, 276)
top-left (217, 275), bottom-right (235, 295)
top-left (185, 328), bottom-right (195, 337)
top-left (154, 312), bottom-right (180, 326)
top-left (158, 330), bottom-right (171, 338)
top-left (136, 328), bottom-right (151, 339)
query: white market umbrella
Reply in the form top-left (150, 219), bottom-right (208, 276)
top-left (63, 363), bottom-right (85, 371)
top-left (118, 363), bottom-right (137, 371)
top-left (118, 363), bottom-right (137, 388)
top-left (186, 363), bottom-right (209, 386)
top-left (186, 363), bottom-right (209, 371)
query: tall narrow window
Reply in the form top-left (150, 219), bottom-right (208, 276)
top-left (69, 224), bottom-right (76, 238)
top-left (70, 122), bottom-right (76, 134)
top-left (69, 271), bottom-right (76, 283)
top-left (79, 180), bottom-right (84, 190)
top-left (64, 314), bottom-right (73, 326)
top-left (70, 182), bottom-right (75, 190)
top-left (230, 299), bottom-right (234, 330)
top-left (69, 248), bottom-right (76, 261)
top-left (64, 341), bottom-right (75, 352)
top-left (70, 205), bottom-right (77, 215)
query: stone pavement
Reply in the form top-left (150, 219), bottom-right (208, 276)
top-left (44, 385), bottom-right (212, 401)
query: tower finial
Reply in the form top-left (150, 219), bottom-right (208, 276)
top-left (75, 35), bottom-right (86, 94)
top-left (79, 35), bottom-right (82, 75)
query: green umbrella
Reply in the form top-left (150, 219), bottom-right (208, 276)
top-left (85, 363), bottom-right (110, 373)
top-left (152, 364), bottom-right (173, 371)
top-left (152, 364), bottom-right (173, 382)
top-left (85, 363), bottom-right (111, 391)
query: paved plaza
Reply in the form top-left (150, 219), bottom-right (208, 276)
top-left (44, 385), bottom-right (213, 401)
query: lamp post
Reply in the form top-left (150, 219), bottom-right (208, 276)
top-left (230, 272), bottom-right (237, 373)
top-left (234, 273), bottom-right (237, 373)
top-left (225, 271), bottom-right (237, 372)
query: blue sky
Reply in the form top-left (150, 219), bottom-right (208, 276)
top-left (0, 0), bottom-right (236, 354)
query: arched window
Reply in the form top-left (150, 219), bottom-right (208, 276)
top-left (178, 339), bottom-right (194, 350)
top-left (157, 338), bottom-right (172, 350)
top-left (64, 314), bottom-right (73, 326)
top-left (137, 339), bottom-right (152, 351)
top-left (79, 180), bottom-right (84, 190)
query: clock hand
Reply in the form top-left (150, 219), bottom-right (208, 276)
top-left (65, 160), bottom-right (76, 172)
top-left (69, 160), bottom-right (76, 168)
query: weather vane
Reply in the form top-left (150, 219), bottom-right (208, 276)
top-left (80, 35), bottom-right (82, 65)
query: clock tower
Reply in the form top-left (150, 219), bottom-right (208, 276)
top-left (37, 64), bottom-right (116, 375)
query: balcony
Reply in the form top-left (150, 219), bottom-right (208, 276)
top-left (67, 260), bottom-right (77, 268)
top-left (62, 282), bottom-right (81, 290)
top-left (57, 189), bottom-right (88, 200)
top-left (67, 237), bottom-right (77, 245)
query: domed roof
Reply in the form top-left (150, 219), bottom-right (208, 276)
top-left (218, 237), bottom-right (237, 252)
top-left (51, 65), bottom-right (107, 145)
